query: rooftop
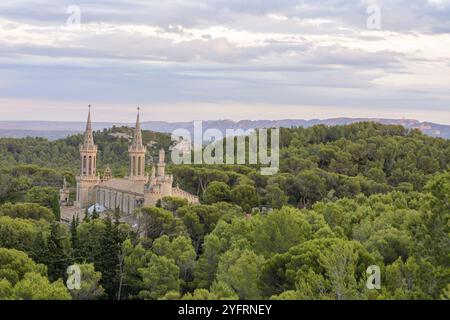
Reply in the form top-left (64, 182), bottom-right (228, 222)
top-left (98, 178), bottom-right (145, 195)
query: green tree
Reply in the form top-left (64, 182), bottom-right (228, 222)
top-left (91, 206), bottom-right (99, 220)
top-left (161, 196), bottom-right (188, 212)
top-left (97, 216), bottom-right (120, 299)
top-left (0, 247), bottom-right (47, 285)
top-left (194, 234), bottom-right (222, 289)
top-left (216, 248), bottom-right (265, 300)
top-left (77, 219), bottom-right (107, 263)
top-left (69, 263), bottom-right (105, 300)
top-left (295, 242), bottom-right (363, 300)
top-left (182, 281), bottom-right (238, 300)
top-left (253, 207), bottom-right (312, 257)
top-left (424, 172), bottom-right (450, 265)
top-left (264, 183), bottom-right (289, 209)
top-left (13, 272), bottom-right (71, 300)
top-left (0, 215), bottom-right (48, 255)
top-left (24, 186), bottom-right (58, 208)
top-left (259, 238), bottom-right (375, 298)
top-left (0, 202), bottom-right (54, 222)
top-left (202, 182), bottom-right (231, 204)
top-left (152, 235), bottom-right (196, 289)
top-left (51, 193), bottom-right (61, 221)
top-left (136, 207), bottom-right (186, 241)
top-left (138, 255), bottom-right (180, 300)
top-left (70, 214), bottom-right (80, 262)
top-left (230, 184), bottom-right (259, 213)
top-left (45, 223), bottom-right (70, 281)
top-left (121, 240), bottom-right (152, 299)
top-left (83, 208), bottom-right (90, 222)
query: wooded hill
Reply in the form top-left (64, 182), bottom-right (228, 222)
top-left (0, 122), bottom-right (448, 300)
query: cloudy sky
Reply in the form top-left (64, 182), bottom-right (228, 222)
top-left (0, 0), bottom-right (449, 123)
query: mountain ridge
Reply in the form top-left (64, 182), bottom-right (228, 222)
top-left (0, 118), bottom-right (449, 140)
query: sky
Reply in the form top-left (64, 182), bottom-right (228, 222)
top-left (0, 0), bottom-right (449, 123)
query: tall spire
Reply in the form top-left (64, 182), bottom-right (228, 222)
top-left (83, 105), bottom-right (95, 148)
top-left (128, 107), bottom-right (147, 182)
top-left (132, 107), bottom-right (144, 148)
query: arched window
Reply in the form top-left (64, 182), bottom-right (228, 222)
top-left (138, 156), bottom-right (142, 176)
top-left (82, 156), bottom-right (87, 175)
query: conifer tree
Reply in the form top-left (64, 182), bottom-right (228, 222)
top-left (46, 223), bottom-right (70, 281)
top-left (114, 207), bottom-right (121, 227)
top-left (51, 193), bottom-right (61, 221)
top-left (92, 206), bottom-right (99, 220)
top-left (98, 216), bottom-right (120, 299)
top-left (31, 231), bottom-right (49, 266)
top-left (84, 208), bottom-right (90, 222)
top-left (70, 214), bottom-right (80, 262)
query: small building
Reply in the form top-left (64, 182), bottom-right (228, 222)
top-left (59, 176), bottom-right (71, 206)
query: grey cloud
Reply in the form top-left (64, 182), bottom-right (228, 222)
top-left (1, 1), bottom-right (449, 33)
top-left (0, 0), bottom-right (449, 122)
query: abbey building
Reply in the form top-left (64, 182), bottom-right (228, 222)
top-left (74, 107), bottom-right (199, 214)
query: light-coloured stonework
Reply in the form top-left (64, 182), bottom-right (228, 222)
top-left (67, 107), bottom-right (199, 214)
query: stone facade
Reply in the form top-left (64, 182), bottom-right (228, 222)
top-left (74, 107), bottom-right (199, 213)
top-left (59, 177), bottom-right (71, 206)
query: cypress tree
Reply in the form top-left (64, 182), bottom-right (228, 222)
top-left (84, 208), bottom-right (90, 222)
top-left (46, 223), bottom-right (70, 281)
top-left (51, 193), bottom-right (61, 221)
top-left (70, 214), bottom-right (80, 262)
top-left (31, 231), bottom-right (49, 266)
top-left (98, 216), bottom-right (120, 298)
top-left (114, 207), bottom-right (121, 226)
top-left (92, 206), bottom-right (99, 220)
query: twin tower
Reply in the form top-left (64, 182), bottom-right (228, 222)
top-left (75, 106), bottom-right (167, 209)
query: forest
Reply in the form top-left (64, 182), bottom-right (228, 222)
top-left (0, 122), bottom-right (448, 300)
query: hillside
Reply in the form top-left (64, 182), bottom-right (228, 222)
top-left (2, 122), bottom-right (448, 207)
top-left (0, 121), bottom-right (449, 300)
top-left (0, 126), bottom-right (172, 174)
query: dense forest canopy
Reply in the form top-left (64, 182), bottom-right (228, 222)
top-left (0, 122), bottom-right (448, 300)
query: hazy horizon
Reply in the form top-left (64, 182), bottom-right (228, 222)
top-left (0, 114), bottom-right (447, 126)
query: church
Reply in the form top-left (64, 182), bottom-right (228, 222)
top-left (71, 107), bottom-right (199, 214)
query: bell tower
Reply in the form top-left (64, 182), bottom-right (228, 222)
top-left (129, 107), bottom-right (147, 182)
top-left (75, 105), bottom-right (100, 208)
top-left (157, 148), bottom-right (166, 177)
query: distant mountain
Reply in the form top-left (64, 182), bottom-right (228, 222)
top-left (0, 118), bottom-right (449, 140)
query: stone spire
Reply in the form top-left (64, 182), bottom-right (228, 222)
top-left (129, 107), bottom-right (147, 181)
top-left (83, 105), bottom-right (95, 149)
top-left (157, 148), bottom-right (166, 177)
top-left (76, 105), bottom-right (99, 209)
top-left (79, 105), bottom-right (98, 177)
top-left (131, 107), bottom-right (144, 149)
top-left (159, 148), bottom-right (165, 163)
